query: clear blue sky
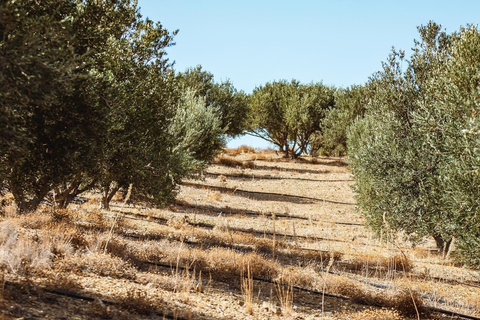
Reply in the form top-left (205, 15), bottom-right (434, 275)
top-left (137, 0), bottom-right (480, 149)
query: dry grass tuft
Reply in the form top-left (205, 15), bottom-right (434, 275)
top-left (0, 220), bottom-right (54, 274)
top-left (215, 155), bottom-right (256, 169)
top-left (116, 288), bottom-right (162, 315)
top-left (205, 191), bottom-right (222, 202)
top-left (216, 156), bottom-right (243, 167)
top-left (278, 266), bottom-right (319, 289)
top-left (56, 251), bottom-right (136, 279)
top-left (275, 274), bottom-right (294, 316)
top-left (241, 263), bottom-right (254, 315)
top-left (242, 160), bottom-right (256, 169)
top-left (225, 145), bottom-right (256, 156)
top-left (343, 253), bottom-right (413, 275)
top-left (18, 212), bottom-right (54, 229)
top-left (331, 276), bottom-right (423, 317)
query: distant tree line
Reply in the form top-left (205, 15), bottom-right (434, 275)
top-left (1, 1), bottom-right (480, 268)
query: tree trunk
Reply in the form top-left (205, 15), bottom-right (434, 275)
top-left (101, 196), bottom-right (110, 211)
top-left (101, 183), bottom-right (120, 211)
top-left (56, 179), bottom-right (96, 209)
top-left (433, 234), bottom-right (453, 256)
top-left (15, 196), bottom-right (43, 214)
top-left (10, 182), bottom-right (49, 214)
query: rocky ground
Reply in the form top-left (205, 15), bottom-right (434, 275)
top-left (1, 150), bottom-right (479, 319)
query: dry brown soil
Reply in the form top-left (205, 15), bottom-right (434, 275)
top-left (1, 152), bottom-right (479, 319)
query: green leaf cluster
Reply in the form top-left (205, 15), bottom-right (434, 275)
top-left (0, 0), bottom-right (225, 212)
top-left (347, 22), bottom-right (480, 267)
top-left (176, 66), bottom-right (248, 137)
top-left (320, 85), bottom-right (369, 156)
top-left (248, 80), bottom-right (335, 158)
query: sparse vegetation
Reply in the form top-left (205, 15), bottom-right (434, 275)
top-left (1, 0), bottom-right (479, 317)
top-left (1, 153), bottom-right (479, 319)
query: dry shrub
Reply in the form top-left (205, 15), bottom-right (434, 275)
top-left (330, 277), bottom-right (422, 317)
top-left (116, 288), bottom-right (162, 315)
top-left (343, 253), bottom-right (412, 275)
top-left (215, 156), bottom-right (255, 169)
top-left (207, 248), bottom-right (279, 283)
top-left (238, 145), bottom-right (256, 154)
top-left (56, 251), bottom-right (136, 279)
top-left (0, 220), bottom-right (54, 274)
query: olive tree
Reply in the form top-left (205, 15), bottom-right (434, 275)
top-left (176, 66), bottom-right (248, 137)
top-left (320, 85), bottom-right (368, 156)
top-left (248, 80), bottom-right (335, 158)
top-left (347, 22), bottom-right (480, 264)
top-left (0, 0), bottom-right (132, 212)
top-left (0, 0), bottom-right (225, 212)
top-left (413, 25), bottom-right (480, 267)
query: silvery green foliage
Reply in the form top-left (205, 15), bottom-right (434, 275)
top-left (0, 0), bottom-right (143, 212)
top-left (248, 80), bottom-right (335, 158)
top-left (320, 85), bottom-right (368, 156)
top-left (170, 89), bottom-right (225, 164)
top-left (0, 0), bottom-right (224, 212)
top-left (413, 26), bottom-right (480, 267)
top-left (348, 22), bottom-right (480, 268)
top-left (176, 66), bottom-right (248, 137)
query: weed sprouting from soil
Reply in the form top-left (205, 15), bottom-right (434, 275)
top-left (275, 275), bottom-right (294, 316)
top-left (241, 262), bottom-right (254, 314)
